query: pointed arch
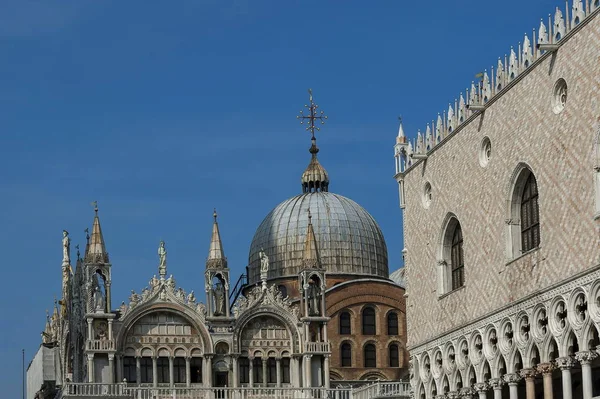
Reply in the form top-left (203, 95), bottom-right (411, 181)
top-left (506, 162), bottom-right (541, 259)
top-left (441, 374), bottom-right (450, 394)
top-left (494, 354), bottom-right (507, 378)
top-left (438, 212), bottom-right (465, 294)
top-left (451, 368), bottom-right (463, 391)
top-left (562, 329), bottom-right (580, 357)
top-left (467, 365), bottom-right (476, 387)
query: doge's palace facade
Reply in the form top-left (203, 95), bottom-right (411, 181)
top-left (394, 2), bottom-right (600, 399)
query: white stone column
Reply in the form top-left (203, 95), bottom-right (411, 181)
top-left (556, 357), bottom-right (575, 399)
top-left (108, 354), bottom-right (115, 383)
top-left (87, 319), bottom-right (93, 341)
top-left (262, 358), bottom-right (268, 387)
top-left (503, 373), bottom-right (521, 399)
top-left (232, 356), bottom-right (238, 388)
top-left (323, 355), bottom-right (330, 389)
top-left (275, 357), bottom-right (281, 387)
top-left (474, 382), bottom-right (489, 399)
top-left (489, 378), bottom-right (504, 399)
top-left (305, 355), bottom-right (312, 388)
top-left (116, 355), bottom-right (123, 383)
top-left (152, 356), bottom-right (158, 387)
top-left (249, 357), bottom-right (254, 388)
top-left (108, 319), bottom-right (113, 340)
top-left (185, 357), bottom-right (191, 387)
top-left (87, 354), bottom-right (94, 383)
top-left (203, 356), bottom-right (212, 387)
top-left (519, 368), bottom-right (537, 399)
top-left (169, 356), bottom-right (174, 387)
top-left (135, 357), bottom-right (141, 385)
top-left (537, 363), bottom-right (555, 399)
top-left (576, 351), bottom-right (598, 399)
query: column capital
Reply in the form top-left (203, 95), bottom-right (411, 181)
top-left (446, 391), bottom-right (460, 399)
top-left (458, 387), bottom-right (474, 399)
top-left (434, 395), bottom-right (447, 399)
top-left (536, 362), bottom-right (555, 375)
top-left (108, 354), bottom-right (115, 361)
top-left (473, 382), bottom-right (489, 393)
top-left (556, 356), bottom-right (576, 370)
top-left (488, 378), bottom-right (505, 390)
top-left (519, 367), bottom-right (537, 381)
top-left (575, 350), bottom-right (598, 365)
top-left (502, 373), bottom-right (521, 385)
top-left (87, 354), bottom-right (95, 361)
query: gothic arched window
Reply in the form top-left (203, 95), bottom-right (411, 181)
top-left (450, 223), bottom-right (464, 290)
top-left (362, 307), bottom-right (376, 335)
top-left (389, 344), bottom-right (400, 367)
top-left (340, 312), bottom-right (351, 335)
top-left (439, 214), bottom-right (465, 295)
top-left (364, 344), bottom-right (377, 368)
top-left (387, 312), bottom-right (399, 335)
top-left (520, 173), bottom-right (540, 252)
top-left (341, 343), bottom-right (352, 367)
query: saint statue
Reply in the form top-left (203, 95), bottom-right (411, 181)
top-left (158, 240), bottom-right (167, 277)
top-left (259, 248), bottom-right (269, 274)
top-left (214, 283), bottom-right (225, 316)
top-left (307, 279), bottom-right (321, 316)
top-left (93, 287), bottom-right (105, 313)
top-left (187, 290), bottom-right (196, 304)
top-left (62, 230), bottom-right (71, 264)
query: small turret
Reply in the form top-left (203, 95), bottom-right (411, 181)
top-left (302, 210), bottom-right (321, 269)
top-left (205, 210), bottom-right (231, 318)
top-left (85, 205), bottom-right (108, 264)
top-left (394, 117), bottom-right (408, 174)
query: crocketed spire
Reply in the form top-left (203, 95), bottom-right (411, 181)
top-left (302, 210), bottom-right (321, 268)
top-left (85, 204), bottom-right (109, 264)
top-left (301, 139), bottom-right (329, 193)
top-left (206, 209), bottom-right (227, 269)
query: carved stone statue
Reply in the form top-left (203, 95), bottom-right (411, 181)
top-left (214, 283), bottom-right (225, 316)
top-left (93, 287), bottom-right (104, 313)
top-left (158, 240), bottom-right (167, 277)
top-left (62, 230), bottom-right (71, 264)
top-left (259, 248), bottom-right (269, 280)
top-left (150, 275), bottom-right (159, 290)
top-left (307, 279), bottom-right (321, 316)
top-left (187, 290), bottom-right (196, 304)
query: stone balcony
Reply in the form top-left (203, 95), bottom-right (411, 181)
top-left (304, 341), bottom-right (330, 354)
top-left (86, 339), bottom-right (115, 352)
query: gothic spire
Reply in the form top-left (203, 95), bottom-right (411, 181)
top-left (85, 202), bottom-right (109, 264)
top-left (206, 209), bottom-right (227, 269)
top-left (302, 210), bottom-right (321, 269)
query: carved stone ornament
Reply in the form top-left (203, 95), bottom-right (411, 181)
top-left (446, 391), bottom-right (460, 399)
top-left (473, 382), bottom-right (489, 393)
top-left (233, 283), bottom-right (299, 323)
top-left (488, 378), bottom-right (504, 390)
top-left (519, 368), bottom-right (537, 380)
top-left (120, 272), bottom-right (206, 322)
top-left (555, 356), bottom-right (576, 370)
top-left (502, 373), bottom-right (521, 385)
top-left (575, 350), bottom-right (598, 365)
top-left (536, 362), bottom-right (555, 375)
top-left (459, 387), bottom-right (474, 399)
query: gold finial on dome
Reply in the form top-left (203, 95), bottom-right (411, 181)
top-left (297, 89), bottom-right (330, 193)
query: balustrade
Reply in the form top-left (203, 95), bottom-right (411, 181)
top-left (86, 339), bottom-right (116, 351)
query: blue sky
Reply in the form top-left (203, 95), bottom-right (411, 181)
top-left (1, 0), bottom-right (557, 396)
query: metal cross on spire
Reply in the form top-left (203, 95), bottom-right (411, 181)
top-left (297, 89), bottom-right (328, 140)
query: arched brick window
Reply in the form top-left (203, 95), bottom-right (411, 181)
top-left (341, 343), bottom-right (352, 367)
top-left (389, 344), bottom-right (400, 367)
top-left (387, 312), bottom-right (399, 335)
top-left (362, 307), bottom-right (376, 335)
top-left (364, 344), bottom-right (376, 368)
top-left (339, 311), bottom-right (351, 335)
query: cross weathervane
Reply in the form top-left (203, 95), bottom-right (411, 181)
top-left (297, 89), bottom-right (328, 140)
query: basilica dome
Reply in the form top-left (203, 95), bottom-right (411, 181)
top-left (247, 185), bottom-right (389, 284)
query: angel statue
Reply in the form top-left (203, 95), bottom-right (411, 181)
top-left (259, 248), bottom-right (269, 275)
top-left (62, 230), bottom-right (71, 264)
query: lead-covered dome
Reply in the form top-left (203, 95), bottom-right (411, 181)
top-left (247, 192), bottom-right (388, 284)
